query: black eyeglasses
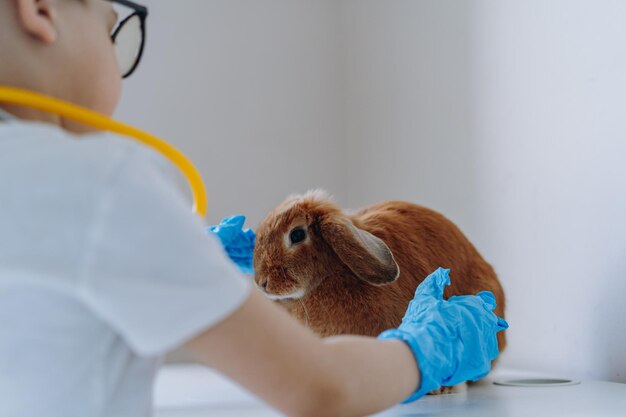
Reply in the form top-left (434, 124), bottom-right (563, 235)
top-left (108, 0), bottom-right (148, 78)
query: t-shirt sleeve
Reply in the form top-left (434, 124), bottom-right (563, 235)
top-left (78, 144), bottom-right (251, 357)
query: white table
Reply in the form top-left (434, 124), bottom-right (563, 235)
top-left (154, 364), bottom-right (626, 417)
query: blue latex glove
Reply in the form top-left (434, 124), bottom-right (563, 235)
top-left (208, 215), bottom-right (256, 275)
top-left (378, 267), bottom-right (509, 403)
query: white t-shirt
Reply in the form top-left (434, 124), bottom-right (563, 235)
top-left (0, 117), bottom-right (251, 417)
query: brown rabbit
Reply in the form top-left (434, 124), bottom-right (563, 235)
top-left (253, 190), bottom-right (506, 361)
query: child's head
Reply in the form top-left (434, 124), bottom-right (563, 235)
top-left (0, 0), bottom-right (122, 120)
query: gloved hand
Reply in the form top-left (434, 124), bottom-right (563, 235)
top-left (208, 215), bottom-right (256, 275)
top-left (378, 267), bottom-right (508, 403)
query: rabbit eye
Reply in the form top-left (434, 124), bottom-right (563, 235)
top-left (289, 228), bottom-right (307, 245)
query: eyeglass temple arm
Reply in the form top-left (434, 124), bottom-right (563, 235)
top-left (108, 0), bottom-right (148, 16)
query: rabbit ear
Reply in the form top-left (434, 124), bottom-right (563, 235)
top-left (317, 214), bottom-right (400, 285)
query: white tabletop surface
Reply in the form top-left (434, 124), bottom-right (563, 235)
top-left (154, 364), bottom-right (626, 417)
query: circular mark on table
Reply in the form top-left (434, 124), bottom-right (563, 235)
top-left (494, 378), bottom-right (581, 387)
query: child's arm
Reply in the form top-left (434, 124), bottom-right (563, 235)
top-left (185, 268), bottom-right (507, 417)
top-left (184, 289), bottom-right (419, 417)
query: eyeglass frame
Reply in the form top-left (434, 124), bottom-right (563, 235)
top-left (107, 0), bottom-right (149, 78)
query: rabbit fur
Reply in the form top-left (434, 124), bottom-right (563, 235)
top-left (253, 190), bottom-right (507, 359)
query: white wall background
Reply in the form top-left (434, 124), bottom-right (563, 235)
top-left (116, 0), bottom-right (345, 226)
top-left (117, 1), bottom-right (626, 382)
top-left (470, 0), bottom-right (626, 383)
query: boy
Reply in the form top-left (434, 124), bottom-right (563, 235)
top-left (0, 1), bottom-right (507, 416)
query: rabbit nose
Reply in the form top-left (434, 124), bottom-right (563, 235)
top-left (257, 277), bottom-right (269, 290)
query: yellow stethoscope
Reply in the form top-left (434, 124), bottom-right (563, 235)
top-left (0, 86), bottom-right (207, 217)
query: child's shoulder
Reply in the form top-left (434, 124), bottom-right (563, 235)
top-left (1, 120), bottom-right (173, 181)
top-left (0, 120), bottom-right (180, 203)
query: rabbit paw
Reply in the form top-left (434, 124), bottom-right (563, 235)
top-left (428, 382), bottom-right (466, 395)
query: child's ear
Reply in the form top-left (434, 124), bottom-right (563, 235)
top-left (15, 0), bottom-right (58, 44)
